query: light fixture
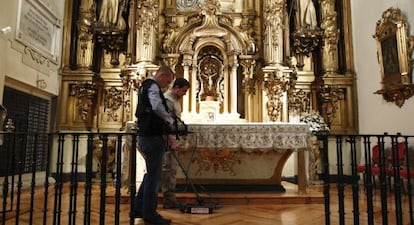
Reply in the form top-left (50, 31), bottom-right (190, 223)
top-left (0, 26), bottom-right (11, 34)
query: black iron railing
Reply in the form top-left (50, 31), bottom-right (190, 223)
top-left (318, 133), bottom-right (414, 225)
top-left (0, 131), bottom-right (413, 225)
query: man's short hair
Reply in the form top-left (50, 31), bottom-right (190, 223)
top-left (172, 77), bottom-right (190, 88)
top-left (156, 65), bottom-right (174, 77)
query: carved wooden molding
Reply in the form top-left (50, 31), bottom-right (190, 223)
top-left (374, 84), bottom-right (414, 108)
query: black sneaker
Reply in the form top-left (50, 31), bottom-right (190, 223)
top-left (144, 214), bottom-right (171, 225)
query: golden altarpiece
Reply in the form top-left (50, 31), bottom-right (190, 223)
top-left (57, 0), bottom-right (358, 190)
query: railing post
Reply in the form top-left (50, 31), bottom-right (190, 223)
top-left (321, 134), bottom-right (330, 225)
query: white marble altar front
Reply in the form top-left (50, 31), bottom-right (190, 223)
top-left (176, 122), bottom-right (310, 193)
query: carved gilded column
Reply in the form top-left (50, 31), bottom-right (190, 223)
top-left (128, 0), bottom-right (137, 63)
top-left (182, 56), bottom-right (192, 116)
top-left (164, 0), bottom-right (177, 14)
top-left (76, 1), bottom-right (94, 69)
top-left (240, 56), bottom-right (256, 121)
top-left (263, 64), bottom-right (294, 122)
top-left (229, 60), bottom-right (238, 116)
top-left (320, 0), bottom-right (339, 74)
top-left (263, 0), bottom-right (285, 66)
top-left (222, 65), bottom-right (229, 115)
top-left (243, 0), bottom-right (255, 13)
top-left (191, 60), bottom-right (198, 115)
top-left (262, 0), bottom-right (294, 122)
top-left (136, 0), bottom-right (158, 64)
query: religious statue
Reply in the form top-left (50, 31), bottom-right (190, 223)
top-left (197, 54), bottom-right (223, 101)
top-left (297, 0), bottom-right (317, 29)
top-left (98, 0), bottom-right (127, 30)
top-left (201, 67), bottom-right (217, 92)
top-left (93, 138), bottom-right (116, 180)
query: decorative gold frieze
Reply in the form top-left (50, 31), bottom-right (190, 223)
top-left (317, 83), bottom-right (344, 125)
top-left (263, 65), bottom-right (296, 121)
top-left (292, 29), bottom-right (323, 69)
top-left (95, 30), bottom-right (127, 66)
top-left (104, 87), bottom-right (123, 122)
top-left (192, 148), bottom-right (241, 176)
top-left (70, 82), bottom-right (97, 122)
top-left (288, 89), bottom-right (310, 114)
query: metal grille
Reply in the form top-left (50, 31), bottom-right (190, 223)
top-left (1, 87), bottom-right (50, 174)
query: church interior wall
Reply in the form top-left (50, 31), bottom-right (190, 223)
top-left (0, 0), bottom-right (64, 101)
top-left (352, 0), bottom-right (414, 135)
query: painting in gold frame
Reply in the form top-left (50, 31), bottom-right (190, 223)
top-left (373, 7), bottom-right (414, 107)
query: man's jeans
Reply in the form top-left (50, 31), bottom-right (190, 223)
top-left (134, 136), bottom-right (166, 219)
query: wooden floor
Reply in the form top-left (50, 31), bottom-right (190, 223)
top-left (2, 181), bottom-right (413, 225)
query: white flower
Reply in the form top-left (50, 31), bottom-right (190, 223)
top-left (299, 111), bottom-right (330, 134)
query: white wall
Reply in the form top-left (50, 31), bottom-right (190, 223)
top-left (0, 0), bottom-right (65, 100)
top-left (352, 0), bottom-right (414, 135)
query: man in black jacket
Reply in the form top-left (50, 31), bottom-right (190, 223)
top-left (134, 66), bottom-right (178, 225)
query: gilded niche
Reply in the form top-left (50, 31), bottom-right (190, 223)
top-left (177, 0), bottom-right (204, 11)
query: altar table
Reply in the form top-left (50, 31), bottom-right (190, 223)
top-left (177, 123), bottom-right (310, 194)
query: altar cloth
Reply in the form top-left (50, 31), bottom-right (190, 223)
top-left (176, 123), bottom-right (310, 194)
top-left (182, 123), bottom-right (309, 152)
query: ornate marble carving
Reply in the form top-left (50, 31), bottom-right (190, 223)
top-left (24, 47), bottom-right (50, 67)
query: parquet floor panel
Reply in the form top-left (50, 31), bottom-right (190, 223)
top-left (3, 181), bottom-right (413, 225)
